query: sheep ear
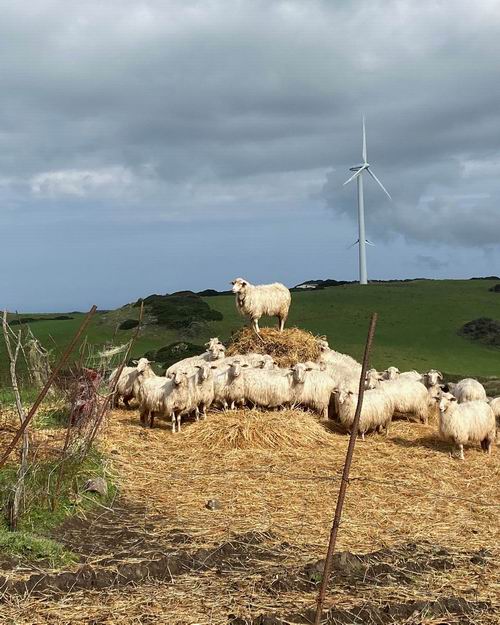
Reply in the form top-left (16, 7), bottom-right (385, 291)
top-left (348, 391), bottom-right (354, 395)
top-left (306, 367), bottom-right (313, 372)
top-left (451, 396), bottom-right (457, 402)
top-left (131, 359), bottom-right (138, 364)
top-left (195, 365), bottom-right (201, 369)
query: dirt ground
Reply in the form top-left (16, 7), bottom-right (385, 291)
top-left (0, 407), bottom-right (499, 624)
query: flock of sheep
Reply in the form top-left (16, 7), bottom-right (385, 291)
top-left (110, 278), bottom-right (498, 460)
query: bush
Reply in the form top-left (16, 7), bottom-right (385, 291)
top-left (489, 284), bottom-right (500, 293)
top-left (133, 292), bottom-right (223, 330)
top-left (119, 319), bottom-right (139, 330)
top-left (459, 318), bottom-right (500, 347)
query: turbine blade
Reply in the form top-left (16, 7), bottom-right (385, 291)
top-left (343, 164), bottom-right (367, 186)
top-left (362, 116), bottom-right (367, 163)
top-left (347, 239), bottom-right (359, 249)
top-left (365, 239), bottom-right (375, 247)
top-left (367, 167), bottom-right (392, 200)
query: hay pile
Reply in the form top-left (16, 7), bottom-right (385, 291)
top-left (226, 326), bottom-right (321, 368)
top-left (182, 409), bottom-right (334, 450)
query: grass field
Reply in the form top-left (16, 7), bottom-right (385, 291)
top-left (1, 279), bottom-right (499, 380)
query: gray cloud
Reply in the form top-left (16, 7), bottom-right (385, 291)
top-left (0, 1), bottom-right (499, 309)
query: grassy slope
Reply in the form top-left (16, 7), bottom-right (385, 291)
top-left (204, 279), bottom-right (500, 377)
top-left (1, 280), bottom-right (498, 378)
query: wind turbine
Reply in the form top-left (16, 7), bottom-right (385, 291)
top-left (343, 117), bottom-right (391, 285)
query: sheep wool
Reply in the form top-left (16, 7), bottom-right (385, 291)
top-left (231, 278), bottom-right (291, 333)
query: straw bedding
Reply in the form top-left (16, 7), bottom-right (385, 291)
top-left (0, 406), bottom-right (498, 624)
top-left (226, 326), bottom-right (321, 367)
top-left (182, 409), bottom-right (335, 450)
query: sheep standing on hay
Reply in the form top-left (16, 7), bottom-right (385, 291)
top-left (436, 392), bottom-right (496, 460)
top-left (336, 386), bottom-right (394, 439)
top-left (453, 378), bottom-right (487, 403)
top-left (231, 277), bottom-right (291, 333)
top-left (213, 362), bottom-right (247, 410)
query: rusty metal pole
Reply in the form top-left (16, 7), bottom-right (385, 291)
top-left (314, 312), bottom-right (378, 625)
top-left (0, 305), bottom-right (97, 470)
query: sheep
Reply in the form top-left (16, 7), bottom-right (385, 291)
top-left (488, 397), bottom-right (500, 425)
top-left (213, 362), bottom-right (247, 410)
top-left (165, 338), bottom-right (225, 377)
top-left (453, 378), bottom-right (487, 403)
top-left (109, 357), bottom-right (150, 408)
top-left (184, 364), bottom-right (216, 419)
top-left (436, 392), bottom-right (496, 460)
top-left (231, 277), bottom-right (291, 333)
top-left (290, 363), bottom-right (336, 419)
top-left (317, 340), bottom-right (362, 374)
top-left (243, 367), bottom-right (294, 410)
top-left (366, 368), bottom-right (383, 389)
top-left (422, 369), bottom-right (443, 387)
top-left (382, 366), bottom-right (400, 381)
top-left (211, 353), bottom-right (276, 371)
top-left (336, 386), bottom-right (394, 439)
top-left (380, 378), bottom-right (431, 424)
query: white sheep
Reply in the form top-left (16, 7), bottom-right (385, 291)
top-left (422, 369), bottom-right (443, 387)
top-left (488, 397), bottom-right (500, 424)
top-left (213, 362), bottom-right (247, 410)
top-left (211, 353), bottom-right (276, 371)
top-left (290, 363), bottom-right (336, 419)
top-left (365, 368), bottom-right (382, 389)
top-left (243, 367), bottom-right (294, 410)
top-left (109, 357), bottom-right (150, 408)
top-left (380, 378), bottom-right (431, 424)
top-left (436, 392), bottom-right (496, 460)
top-left (382, 366), bottom-right (400, 381)
top-left (336, 386), bottom-right (394, 439)
top-left (231, 277), bottom-right (291, 333)
top-left (165, 338), bottom-right (225, 377)
top-left (453, 378), bottom-right (487, 403)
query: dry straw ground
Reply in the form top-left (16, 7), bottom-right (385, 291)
top-left (1, 405), bottom-right (498, 624)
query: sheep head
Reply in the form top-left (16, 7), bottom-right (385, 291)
top-left (384, 366), bottom-right (400, 380)
top-left (438, 392), bottom-right (456, 412)
top-left (231, 278), bottom-right (248, 294)
top-left (136, 358), bottom-right (150, 374)
top-left (292, 363), bottom-right (306, 384)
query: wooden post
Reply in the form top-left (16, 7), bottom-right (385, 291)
top-left (314, 312), bottom-right (378, 625)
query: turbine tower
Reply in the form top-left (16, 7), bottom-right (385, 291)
top-left (343, 118), bottom-right (391, 285)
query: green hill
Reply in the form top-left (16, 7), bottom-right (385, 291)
top-left (1, 280), bottom-right (499, 383)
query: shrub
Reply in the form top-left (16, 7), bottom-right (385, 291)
top-left (489, 284), bottom-right (500, 293)
top-left (459, 318), bottom-right (500, 347)
top-left (133, 292), bottom-right (222, 330)
top-left (119, 319), bottom-right (139, 330)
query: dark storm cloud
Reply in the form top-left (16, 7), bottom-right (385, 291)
top-left (0, 1), bottom-right (499, 309)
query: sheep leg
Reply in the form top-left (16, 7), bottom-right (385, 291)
top-left (149, 412), bottom-right (155, 429)
top-left (171, 412), bottom-right (176, 434)
top-left (195, 406), bottom-right (200, 422)
top-left (230, 401), bottom-right (235, 410)
top-left (123, 396), bottom-right (131, 409)
top-left (252, 318), bottom-right (260, 334)
top-left (360, 431), bottom-right (365, 441)
top-left (457, 443), bottom-right (464, 460)
top-left (278, 314), bottom-right (287, 332)
top-left (176, 413), bottom-right (182, 432)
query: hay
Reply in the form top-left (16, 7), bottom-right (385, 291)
top-left (182, 409), bottom-right (334, 450)
top-left (226, 326), bottom-right (321, 368)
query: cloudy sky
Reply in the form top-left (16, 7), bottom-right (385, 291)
top-left (2, 0), bottom-right (500, 311)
